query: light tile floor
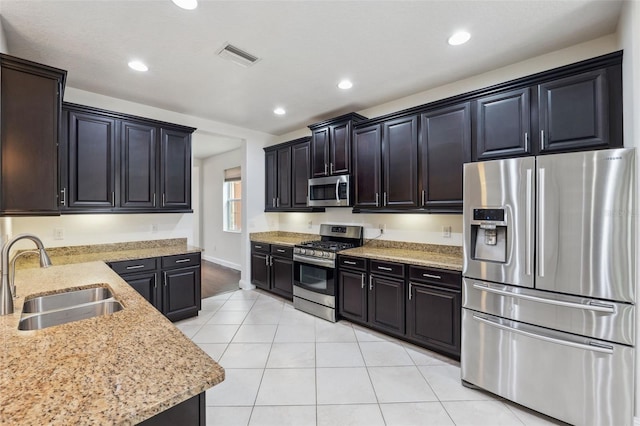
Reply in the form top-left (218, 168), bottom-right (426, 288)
top-left (176, 289), bottom-right (564, 426)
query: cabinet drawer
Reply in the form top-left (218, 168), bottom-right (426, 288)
top-left (370, 260), bottom-right (405, 278)
top-left (338, 256), bottom-right (366, 271)
top-left (110, 257), bottom-right (158, 275)
top-left (251, 242), bottom-right (270, 253)
top-left (162, 252), bottom-right (201, 269)
top-left (270, 245), bottom-right (293, 259)
top-left (409, 266), bottom-right (461, 289)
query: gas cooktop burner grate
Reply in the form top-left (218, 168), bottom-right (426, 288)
top-left (297, 240), bottom-right (356, 252)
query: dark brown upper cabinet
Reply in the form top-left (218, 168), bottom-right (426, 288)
top-left (61, 103), bottom-right (195, 214)
top-left (0, 54), bottom-right (66, 215)
top-left (382, 115), bottom-right (419, 208)
top-left (264, 145), bottom-right (290, 210)
top-left (419, 102), bottom-right (471, 212)
top-left (474, 56), bottom-right (622, 160)
top-left (308, 113), bottom-right (367, 178)
top-left (352, 124), bottom-right (382, 209)
top-left (353, 116), bottom-right (418, 210)
top-left (292, 140), bottom-right (312, 208)
top-left (264, 136), bottom-right (323, 212)
top-left (474, 88), bottom-right (531, 160)
top-left (64, 109), bottom-right (118, 209)
top-left (538, 69), bottom-right (611, 153)
top-left (121, 121), bottom-right (156, 209)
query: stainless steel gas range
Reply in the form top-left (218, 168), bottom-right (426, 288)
top-left (292, 224), bottom-right (363, 322)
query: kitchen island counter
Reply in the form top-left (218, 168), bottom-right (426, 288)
top-left (0, 261), bottom-right (224, 425)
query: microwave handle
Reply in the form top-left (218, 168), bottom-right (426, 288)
top-left (335, 179), bottom-right (340, 203)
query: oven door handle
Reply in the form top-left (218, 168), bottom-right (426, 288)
top-left (293, 254), bottom-right (335, 268)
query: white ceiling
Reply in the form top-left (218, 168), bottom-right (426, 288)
top-left (0, 0), bottom-right (624, 158)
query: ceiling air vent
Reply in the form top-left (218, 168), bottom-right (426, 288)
top-left (216, 43), bottom-right (260, 67)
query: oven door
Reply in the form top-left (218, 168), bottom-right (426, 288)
top-left (293, 258), bottom-right (335, 296)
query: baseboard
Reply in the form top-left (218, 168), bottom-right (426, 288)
top-left (201, 254), bottom-right (241, 271)
top-left (239, 278), bottom-right (256, 290)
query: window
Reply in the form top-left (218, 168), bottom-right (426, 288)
top-left (223, 166), bottom-right (242, 232)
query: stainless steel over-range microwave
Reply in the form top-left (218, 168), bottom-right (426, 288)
top-left (307, 175), bottom-right (350, 207)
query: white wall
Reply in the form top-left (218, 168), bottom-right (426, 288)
top-left (270, 35), bottom-right (620, 247)
top-left (201, 148), bottom-right (243, 270)
top-left (192, 159), bottom-right (202, 248)
top-left (0, 15), bottom-right (7, 54)
top-left (617, 0), bottom-right (640, 419)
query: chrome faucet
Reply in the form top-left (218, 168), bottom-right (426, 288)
top-left (0, 234), bottom-right (52, 315)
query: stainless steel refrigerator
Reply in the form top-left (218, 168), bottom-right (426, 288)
top-left (461, 148), bottom-right (635, 426)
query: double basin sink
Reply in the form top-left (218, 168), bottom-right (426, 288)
top-left (18, 286), bottom-right (123, 331)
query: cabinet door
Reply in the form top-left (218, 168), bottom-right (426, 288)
top-left (311, 128), bottom-right (329, 177)
top-left (276, 147), bottom-right (291, 209)
top-left (121, 121), bottom-right (157, 208)
top-left (407, 282), bottom-right (461, 357)
top-left (162, 265), bottom-right (201, 322)
top-left (538, 69), bottom-right (609, 153)
top-left (160, 128), bottom-right (191, 209)
top-left (251, 252), bottom-right (270, 290)
top-left (353, 124), bottom-right (382, 209)
top-left (420, 103), bottom-right (470, 210)
top-left (338, 270), bottom-right (367, 323)
top-left (271, 256), bottom-right (293, 299)
top-left (383, 115), bottom-right (418, 208)
top-left (1, 63), bottom-right (61, 213)
top-left (369, 275), bottom-right (405, 336)
top-left (474, 88), bottom-right (531, 160)
top-left (66, 109), bottom-right (117, 209)
top-left (264, 149), bottom-right (277, 210)
top-left (122, 271), bottom-right (160, 310)
top-left (291, 141), bottom-right (311, 208)
top-left (330, 121), bottom-right (351, 175)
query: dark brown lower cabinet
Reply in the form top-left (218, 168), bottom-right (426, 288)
top-left (338, 258), bottom-right (406, 338)
top-left (338, 269), bottom-right (367, 323)
top-left (250, 242), bottom-right (294, 300)
top-left (368, 274), bottom-right (405, 336)
top-left (407, 282), bottom-right (461, 358)
top-left (139, 392), bottom-right (205, 426)
top-left (109, 252), bottom-right (201, 322)
top-left (338, 255), bottom-right (461, 360)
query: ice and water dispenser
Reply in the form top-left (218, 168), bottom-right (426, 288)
top-left (470, 208), bottom-right (507, 263)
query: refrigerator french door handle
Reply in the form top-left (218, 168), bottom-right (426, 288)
top-left (472, 283), bottom-right (616, 313)
top-left (525, 168), bottom-right (532, 276)
top-left (538, 167), bottom-right (545, 277)
top-left (472, 314), bottom-right (614, 354)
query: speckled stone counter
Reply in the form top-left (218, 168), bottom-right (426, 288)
top-left (249, 231), bottom-right (316, 246)
top-left (16, 238), bottom-right (202, 269)
top-left (340, 240), bottom-right (463, 271)
top-left (0, 261), bottom-right (224, 425)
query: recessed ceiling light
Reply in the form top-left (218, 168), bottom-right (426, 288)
top-left (128, 60), bottom-right (148, 72)
top-left (448, 31), bottom-right (471, 46)
top-left (273, 107), bottom-right (286, 116)
top-left (338, 80), bottom-right (353, 90)
top-left (171, 0), bottom-right (198, 10)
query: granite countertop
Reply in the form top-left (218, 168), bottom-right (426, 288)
top-left (340, 241), bottom-right (463, 272)
top-left (0, 261), bottom-right (224, 425)
top-left (249, 231), bottom-right (316, 246)
top-left (16, 238), bottom-right (202, 269)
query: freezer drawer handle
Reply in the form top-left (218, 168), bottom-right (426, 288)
top-left (472, 283), bottom-right (616, 314)
top-left (472, 314), bottom-right (614, 354)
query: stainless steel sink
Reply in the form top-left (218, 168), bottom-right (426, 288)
top-left (18, 300), bottom-right (123, 330)
top-left (17, 286), bottom-right (123, 331)
top-left (22, 287), bottom-right (114, 313)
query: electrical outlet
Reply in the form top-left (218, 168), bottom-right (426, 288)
top-left (53, 228), bottom-right (64, 240)
top-left (378, 223), bottom-right (386, 234)
top-left (151, 224), bottom-right (159, 233)
top-left (307, 220), bottom-right (312, 229)
top-left (442, 225), bottom-right (452, 238)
